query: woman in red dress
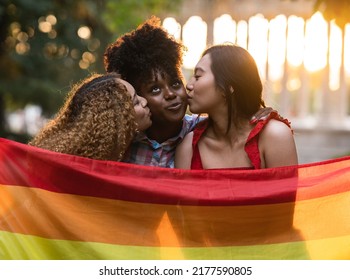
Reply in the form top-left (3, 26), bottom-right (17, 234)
top-left (175, 44), bottom-right (298, 170)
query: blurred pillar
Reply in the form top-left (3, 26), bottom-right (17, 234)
top-left (202, 0), bottom-right (215, 46)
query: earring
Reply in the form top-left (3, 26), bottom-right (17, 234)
top-left (230, 86), bottom-right (234, 94)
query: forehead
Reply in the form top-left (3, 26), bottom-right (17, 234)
top-left (117, 78), bottom-right (135, 94)
top-left (195, 54), bottom-right (212, 72)
top-left (148, 69), bottom-right (171, 81)
top-left (146, 67), bottom-right (183, 82)
top-left (139, 73), bottom-right (166, 90)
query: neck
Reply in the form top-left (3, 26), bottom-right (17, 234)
top-left (207, 121), bottom-right (230, 142)
top-left (207, 113), bottom-right (230, 137)
top-left (207, 115), bottom-right (249, 142)
top-left (145, 120), bottom-right (183, 143)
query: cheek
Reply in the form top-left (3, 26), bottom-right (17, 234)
top-left (146, 102), bottom-right (162, 118)
top-left (196, 80), bottom-right (215, 99)
top-left (177, 88), bottom-right (188, 100)
top-left (134, 108), bottom-right (144, 119)
top-left (144, 97), bottom-right (161, 111)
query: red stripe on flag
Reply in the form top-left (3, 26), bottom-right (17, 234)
top-left (1, 138), bottom-right (350, 207)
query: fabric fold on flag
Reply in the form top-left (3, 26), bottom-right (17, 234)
top-left (0, 137), bottom-right (350, 260)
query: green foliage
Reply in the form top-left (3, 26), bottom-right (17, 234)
top-left (0, 0), bottom-right (111, 118)
top-left (102, 0), bottom-right (182, 37)
top-left (0, 0), bottom-right (183, 141)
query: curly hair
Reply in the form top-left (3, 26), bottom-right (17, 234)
top-left (29, 73), bottom-right (138, 161)
top-left (104, 16), bottom-right (186, 94)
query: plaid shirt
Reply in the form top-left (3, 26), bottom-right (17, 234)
top-left (122, 114), bottom-right (201, 168)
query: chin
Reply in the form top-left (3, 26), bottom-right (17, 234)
top-left (167, 114), bottom-right (185, 124)
top-left (171, 107), bottom-right (187, 120)
top-left (189, 107), bottom-right (200, 114)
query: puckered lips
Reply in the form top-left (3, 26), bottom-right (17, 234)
top-left (166, 101), bottom-right (183, 111)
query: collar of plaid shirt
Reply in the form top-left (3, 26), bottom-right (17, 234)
top-left (122, 114), bottom-right (202, 168)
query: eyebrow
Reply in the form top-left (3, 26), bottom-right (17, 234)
top-left (194, 66), bottom-right (205, 74)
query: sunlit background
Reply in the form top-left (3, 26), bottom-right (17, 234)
top-left (3, 0), bottom-right (350, 164)
top-left (9, 12), bottom-right (350, 131)
top-left (163, 12), bottom-right (350, 93)
top-left (162, 10), bottom-right (350, 163)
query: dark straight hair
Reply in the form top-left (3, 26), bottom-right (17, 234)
top-left (202, 44), bottom-right (265, 133)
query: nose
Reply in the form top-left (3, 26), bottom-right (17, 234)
top-left (186, 78), bottom-right (194, 92)
top-left (163, 87), bottom-right (176, 100)
top-left (186, 83), bottom-right (193, 92)
top-left (139, 96), bottom-right (148, 107)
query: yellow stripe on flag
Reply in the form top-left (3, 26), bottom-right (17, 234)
top-left (1, 230), bottom-right (350, 260)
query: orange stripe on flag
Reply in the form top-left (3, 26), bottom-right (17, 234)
top-left (1, 184), bottom-right (350, 248)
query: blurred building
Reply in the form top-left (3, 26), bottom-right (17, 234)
top-left (163, 0), bottom-right (350, 163)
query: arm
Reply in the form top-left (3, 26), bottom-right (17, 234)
top-left (259, 119), bottom-right (298, 168)
top-left (174, 132), bottom-right (194, 169)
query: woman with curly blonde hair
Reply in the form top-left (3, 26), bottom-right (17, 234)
top-left (29, 72), bottom-right (152, 161)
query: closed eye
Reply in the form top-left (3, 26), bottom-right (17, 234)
top-left (132, 93), bottom-right (140, 106)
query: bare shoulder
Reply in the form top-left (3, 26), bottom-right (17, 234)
top-left (261, 119), bottom-right (293, 140)
top-left (175, 131), bottom-right (194, 169)
top-left (259, 119), bottom-right (298, 167)
top-left (179, 131), bottom-right (194, 148)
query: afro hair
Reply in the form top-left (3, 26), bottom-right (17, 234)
top-left (104, 16), bottom-right (186, 93)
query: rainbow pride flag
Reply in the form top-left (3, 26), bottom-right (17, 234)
top-left (0, 137), bottom-right (350, 260)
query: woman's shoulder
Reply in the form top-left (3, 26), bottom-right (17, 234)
top-left (181, 130), bottom-right (194, 146)
top-left (258, 119), bottom-right (298, 168)
top-left (258, 118), bottom-right (295, 152)
top-left (175, 131), bottom-right (194, 169)
top-left (262, 118), bottom-right (293, 137)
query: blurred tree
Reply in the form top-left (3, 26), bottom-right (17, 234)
top-left (0, 0), bottom-right (111, 141)
top-left (0, 0), bottom-right (182, 142)
top-left (103, 0), bottom-right (182, 36)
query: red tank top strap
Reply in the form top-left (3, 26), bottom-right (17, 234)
top-left (244, 111), bottom-right (291, 169)
top-left (190, 119), bottom-right (208, 170)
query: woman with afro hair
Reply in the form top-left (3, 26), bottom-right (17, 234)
top-left (29, 73), bottom-right (152, 161)
top-left (104, 16), bottom-right (274, 168)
